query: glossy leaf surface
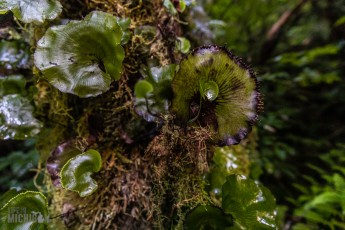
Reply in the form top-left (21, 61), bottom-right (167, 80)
top-left (0, 0), bottom-right (62, 24)
top-left (34, 11), bottom-right (126, 97)
top-left (0, 191), bottom-right (49, 229)
top-left (222, 175), bottom-right (277, 229)
top-left (172, 45), bottom-right (262, 145)
top-left (0, 94), bottom-right (42, 140)
top-left (60, 149), bottom-right (102, 197)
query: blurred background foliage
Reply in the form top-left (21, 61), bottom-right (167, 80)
top-left (1, 0), bottom-right (345, 229)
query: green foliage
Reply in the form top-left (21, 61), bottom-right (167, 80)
top-left (0, 190), bottom-right (49, 229)
top-left (184, 205), bottom-right (233, 230)
top-left (0, 140), bottom-right (39, 190)
top-left (289, 146), bottom-right (345, 229)
top-left (134, 64), bottom-right (176, 122)
top-left (0, 74), bottom-right (42, 140)
top-left (0, 0), bottom-right (62, 24)
top-left (60, 149), bottom-right (102, 197)
top-left (0, 40), bottom-right (30, 70)
top-left (186, 175), bottom-right (277, 230)
top-left (172, 45), bottom-right (262, 145)
top-left (34, 11), bottom-right (127, 97)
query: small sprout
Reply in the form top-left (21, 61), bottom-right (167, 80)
top-left (60, 149), bottom-right (102, 197)
top-left (134, 80), bottom-right (154, 98)
top-left (172, 45), bottom-right (263, 145)
top-left (0, 0), bottom-right (62, 24)
top-left (184, 205), bottom-right (233, 230)
top-left (222, 175), bottom-right (277, 229)
top-left (134, 64), bottom-right (176, 122)
top-left (175, 37), bottom-right (191, 54)
top-left (200, 80), bottom-right (219, 101)
top-left (0, 190), bottom-right (49, 229)
top-left (34, 11), bottom-right (129, 98)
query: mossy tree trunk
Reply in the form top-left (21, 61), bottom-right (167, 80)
top-left (32, 1), bottom-right (255, 229)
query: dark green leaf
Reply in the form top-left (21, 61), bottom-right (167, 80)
top-left (184, 205), bottom-right (233, 230)
top-left (34, 11), bottom-right (126, 97)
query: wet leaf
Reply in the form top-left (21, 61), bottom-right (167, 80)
top-left (207, 146), bottom-right (250, 198)
top-left (184, 205), bottom-right (233, 230)
top-left (34, 11), bottom-right (127, 97)
top-left (60, 149), bottom-right (102, 197)
top-left (134, 80), bottom-right (154, 98)
top-left (46, 140), bottom-right (82, 187)
top-left (172, 45), bottom-right (263, 145)
top-left (0, 0), bottom-right (62, 24)
top-left (0, 94), bottom-right (42, 140)
top-left (222, 175), bottom-right (277, 229)
top-left (134, 64), bottom-right (176, 122)
top-left (0, 191), bottom-right (49, 229)
top-left (200, 80), bottom-right (219, 101)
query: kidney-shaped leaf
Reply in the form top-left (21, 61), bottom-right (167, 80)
top-left (34, 11), bottom-right (126, 97)
top-left (184, 205), bottom-right (233, 230)
top-left (60, 149), bottom-right (102, 197)
top-left (0, 94), bottom-right (42, 140)
top-left (172, 45), bottom-right (263, 145)
top-left (0, 190), bottom-right (49, 229)
top-left (0, 0), bottom-right (62, 24)
top-left (222, 175), bottom-right (277, 230)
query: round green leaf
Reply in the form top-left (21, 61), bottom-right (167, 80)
top-left (60, 149), bottom-right (102, 197)
top-left (222, 175), bottom-right (277, 230)
top-left (134, 80), bottom-right (154, 98)
top-left (0, 191), bottom-right (49, 229)
top-left (185, 205), bottom-right (233, 230)
top-left (172, 45), bottom-right (263, 145)
top-left (34, 11), bottom-right (126, 98)
top-left (1, 0), bottom-right (62, 24)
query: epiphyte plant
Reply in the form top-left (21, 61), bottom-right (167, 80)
top-left (172, 45), bottom-right (263, 145)
top-left (34, 11), bottom-right (130, 98)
